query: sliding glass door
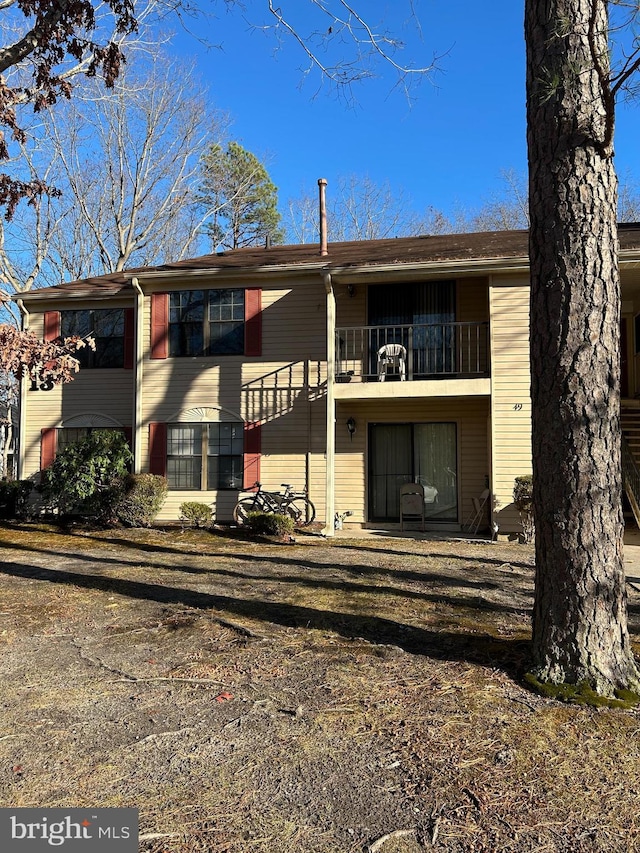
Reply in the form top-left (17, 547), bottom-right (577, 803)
top-left (369, 422), bottom-right (458, 522)
top-left (368, 281), bottom-right (456, 376)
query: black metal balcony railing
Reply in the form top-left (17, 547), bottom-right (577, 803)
top-left (336, 322), bottom-right (490, 382)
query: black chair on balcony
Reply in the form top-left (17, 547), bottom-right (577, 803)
top-left (377, 343), bottom-right (407, 382)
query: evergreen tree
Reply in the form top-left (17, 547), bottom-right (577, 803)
top-left (525, 0), bottom-right (640, 694)
top-left (199, 142), bottom-right (284, 250)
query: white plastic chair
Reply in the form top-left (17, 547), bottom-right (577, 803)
top-left (400, 482), bottom-right (425, 531)
top-left (377, 343), bottom-right (407, 381)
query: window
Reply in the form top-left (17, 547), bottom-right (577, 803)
top-left (57, 427), bottom-right (91, 453)
top-left (56, 427), bottom-right (129, 454)
top-left (41, 424), bottom-right (131, 478)
top-left (61, 308), bottom-right (126, 368)
top-left (169, 289), bottom-right (245, 357)
top-left (166, 422), bottom-right (244, 490)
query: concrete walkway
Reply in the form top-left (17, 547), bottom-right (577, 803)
top-left (625, 528), bottom-right (640, 589)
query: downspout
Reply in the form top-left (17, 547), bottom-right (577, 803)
top-left (131, 278), bottom-right (144, 474)
top-left (323, 270), bottom-right (335, 537)
top-left (16, 299), bottom-right (29, 480)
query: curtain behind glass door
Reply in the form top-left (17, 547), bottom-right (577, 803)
top-left (414, 423), bottom-right (457, 520)
top-left (368, 281), bottom-right (455, 377)
top-left (369, 424), bottom-right (412, 520)
top-left (369, 422), bottom-right (458, 522)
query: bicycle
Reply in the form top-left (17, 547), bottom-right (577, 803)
top-left (233, 482), bottom-right (316, 527)
top-left (280, 484), bottom-right (316, 527)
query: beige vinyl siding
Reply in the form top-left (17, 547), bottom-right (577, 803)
top-left (458, 277), bottom-right (490, 374)
top-left (22, 282), bottom-right (331, 523)
top-left (21, 304), bottom-right (135, 484)
top-left (155, 396), bottom-right (328, 522)
top-left (457, 277), bottom-right (489, 323)
top-left (331, 277), bottom-right (491, 527)
top-left (22, 372), bottom-right (135, 484)
top-left (334, 283), bottom-right (366, 328)
top-left (334, 397), bottom-right (490, 526)
top-left (140, 279), bottom-right (329, 522)
top-left (489, 276), bottom-right (532, 535)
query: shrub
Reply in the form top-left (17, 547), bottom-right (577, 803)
top-left (246, 511), bottom-right (294, 538)
top-left (114, 474), bottom-right (168, 527)
top-left (0, 479), bottom-right (33, 519)
top-left (179, 501), bottom-right (213, 529)
top-left (41, 430), bottom-right (132, 521)
top-left (514, 474), bottom-right (534, 543)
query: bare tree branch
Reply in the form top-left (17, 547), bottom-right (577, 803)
top-left (0, 45), bottom-right (225, 296)
top-left (230, 0), bottom-right (443, 99)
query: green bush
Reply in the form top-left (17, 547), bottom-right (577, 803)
top-left (246, 511), bottom-right (294, 537)
top-left (513, 474), bottom-right (534, 543)
top-left (41, 430), bottom-right (132, 521)
top-left (0, 479), bottom-right (33, 519)
top-left (114, 474), bottom-right (168, 527)
top-left (179, 501), bottom-right (213, 529)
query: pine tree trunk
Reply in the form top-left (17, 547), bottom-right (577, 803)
top-left (525, 0), bottom-right (640, 693)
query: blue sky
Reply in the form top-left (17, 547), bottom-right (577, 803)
top-left (173, 1), bottom-right (639, 220)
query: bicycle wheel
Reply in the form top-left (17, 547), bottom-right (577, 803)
top-left (233, 498), bottom-right (258, 526)
top-left (285, 497), bottom-right (316, 527)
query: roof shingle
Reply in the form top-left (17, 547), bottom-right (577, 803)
top-left (16, 224), bottom-right (640, 302)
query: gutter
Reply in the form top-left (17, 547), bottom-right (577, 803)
top-left (16, 299), bottom-right (29, 480)
top-left (131, 278), bottom-right (144, 474)
top-left (323, 269), bottom-right (335, 538)
top-left (122, 265), bottom-right (332, 284)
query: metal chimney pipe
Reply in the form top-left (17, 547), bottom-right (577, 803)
top-left (318, 178), bottom-right (328, 256)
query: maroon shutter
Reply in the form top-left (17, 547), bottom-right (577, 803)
top-left (243, 421), bottom-right (261, 489)
top-left (151, 293), bottom-right (168, 359)
top-left (40, 428), bottom-right (57, 481)
top-left (43, 311), bottom-right (60, 342)
top-left (123, 307), bottom-right (135, 369)
top-left (149, 422), bottom-right (167, 476)
top-left (244, 288), bottom-right (262, 357)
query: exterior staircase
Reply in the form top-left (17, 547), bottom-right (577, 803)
top-left (621, 406), bottom-right (640, 528)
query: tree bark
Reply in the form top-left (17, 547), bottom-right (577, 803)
top-left (526, 0), bottom-right (640, 693)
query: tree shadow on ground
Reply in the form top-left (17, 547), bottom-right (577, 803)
top-left (0, 537), bottom-right (534, 615)
top-left (4, 524), bottom-right (533, 591)
top-left (0, 558), bottom-right (531, 680)
top-left (334, 540), bottom-right (535, 571)
top-left (7, 521), bottom-right (534, 571)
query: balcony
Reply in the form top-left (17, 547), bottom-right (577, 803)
top-left (336, 322), bottom-right (490, 384)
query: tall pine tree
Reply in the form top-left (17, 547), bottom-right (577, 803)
top-left (526, 0), bottom-right (640, 694)
top-left (199, 142), bottom-right (284, 250)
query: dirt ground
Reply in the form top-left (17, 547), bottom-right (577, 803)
top-left (1, 522), bottom-right (640, 853)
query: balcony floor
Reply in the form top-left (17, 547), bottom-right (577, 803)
top-left (334, 375), bottom-right (491, 399)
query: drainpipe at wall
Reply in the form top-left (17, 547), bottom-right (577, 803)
top-left (16, 299), bottom-right (29, 480)
top-left (131, 278), bottom-right (144, 474)
top-left (323, 270), bottom-right (335, 537)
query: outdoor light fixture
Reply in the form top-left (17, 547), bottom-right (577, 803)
top-left (346, 417), bottom-right (357, 441)
top-left (347, 284), bottom-right (356, 298)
